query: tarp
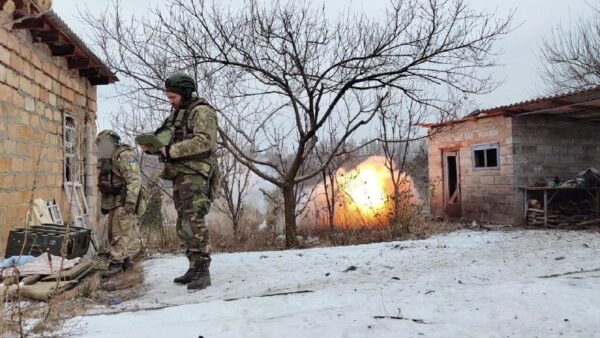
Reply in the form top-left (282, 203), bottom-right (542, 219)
top-left (0, 255), bottom-right (34, 268)
top-left (577, 167), bottom-right (600, 188)
top-left (1, 254), bottom-right (81, 278)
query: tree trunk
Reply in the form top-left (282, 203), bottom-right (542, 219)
top-left (282, 184), bottom-right (298, 248)
top-left (232, 220), bottom-right (239, 237)
top-left (322, 170), bottom-right (335, 232)
top-left (390, 174), bottom-right (408, 237)
top-left (327, 171), bottom-right (336, 234)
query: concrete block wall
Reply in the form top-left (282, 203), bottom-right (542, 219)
top-left (428, 115), bottom-right (520, 225)
top-left (0, 20), bottom-right (98, 254)
top-left (511, 116), bottom-right (600, 187)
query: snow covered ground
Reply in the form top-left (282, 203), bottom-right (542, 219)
top-left (71, 229), bottom-right (600, 338)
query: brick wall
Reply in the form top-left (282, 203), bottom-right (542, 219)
top-left (428, 115), bottom-right (520, 225)
top-left (0, 20), bottom-right (98, 254)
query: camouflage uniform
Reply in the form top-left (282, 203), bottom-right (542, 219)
top-left (156, 73), bottom-right (218, 289)
top-left (97, 131), bottom-right (141, 265)
top-left (160, 98), bottom-right (217, 267)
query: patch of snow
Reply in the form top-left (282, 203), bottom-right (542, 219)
top-left (71, 230), bottom-right (600, 337)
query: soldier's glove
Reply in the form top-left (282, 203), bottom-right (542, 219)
top-left (101, 208), bottom-right (110, 215)
top-left (124, 203), bottom-right (137, 214)
top-left (159, 145), bottom-right (171, 163)
top-left (165, 145), bottom-right (172, 157)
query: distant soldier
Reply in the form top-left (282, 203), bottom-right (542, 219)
top-left (96, 130), bottom-right (142, 278)
top-left (142, 73), bottom-right (219, 291)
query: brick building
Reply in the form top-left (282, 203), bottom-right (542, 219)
top-left (0, 5), bottom-right (117, 253)
top-left (422, 86), bottom-right (600, 225)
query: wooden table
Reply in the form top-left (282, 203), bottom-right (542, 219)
top-left (520, 187), bottom-right (600, 227)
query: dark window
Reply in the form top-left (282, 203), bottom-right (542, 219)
top-left (64, 114), bottom-right (79, 182)
top-left (486, 148), bottom-right (498, 167)
top-left (474, 149), bottom-right (486, 168)
top-left (472, 144), bottom-right (499, 169)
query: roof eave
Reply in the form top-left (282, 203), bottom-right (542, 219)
top-left (3, 1), bottom-right (117, 85)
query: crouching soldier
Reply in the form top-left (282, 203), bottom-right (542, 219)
top-left (96, 130), bottom-right (142, 278)
top-left (141, 72), bottom-right (219, 291)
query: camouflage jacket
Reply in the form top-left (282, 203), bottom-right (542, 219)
top-left (99, 145), bottom-right (142, 210)
top-left (160, 97), bottom-right (218, 180)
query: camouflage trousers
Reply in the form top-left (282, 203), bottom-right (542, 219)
top-left (107, 206), bottom-right (135, 263)
top-left (173, 174), bottom-right (212, 267)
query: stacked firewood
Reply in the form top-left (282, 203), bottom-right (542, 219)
top-left (526, 200), bottom-right (600, 228)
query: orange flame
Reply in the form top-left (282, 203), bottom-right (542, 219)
top-left (306, 156), bottom-right (418, 229)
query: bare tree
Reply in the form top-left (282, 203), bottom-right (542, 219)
top-left (378, 95), bottom-right (427, 236)
top-left (83, 0), bottom-right (512, 247)
top-left (313, 128), bottom-right (356, 236)
top-left (212, 146), bottom-right (254, 237)
top-left (539, 3), bottom-right (600, 91)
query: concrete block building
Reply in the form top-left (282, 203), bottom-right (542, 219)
top-left (422, 86), bottom-right (600, 225)
top-left (0, 3), bottom-right (117, 254)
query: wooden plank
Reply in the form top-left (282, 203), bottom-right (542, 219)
top-left (67, 56), bottom-right (90, 69)
top-left (89, 77), bottom-right (110, 85)
top-left (79, 67), bottom-right (99, 77)
top-left (31, 30), bottom-right (59, 43)
top-left (520, 187), bottom-right (600, 191)
top-left (50, 44), bottom-right (75, 56)
top-left (13, 18), bottom-right (45, 29)
top-left (568, 111), bottom-right (600, 119)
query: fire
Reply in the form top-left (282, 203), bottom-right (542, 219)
top-left (342, 163), bottom-right (388, 215)
top-left (306, 156), bottom-right (419, 229)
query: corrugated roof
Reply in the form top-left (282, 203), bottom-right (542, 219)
top-left (421, 85), bottom-right (600, 128)
top-left (43, 11), bottom-right (118, 84)
top-left (467, 85), bottom-right (600, 118)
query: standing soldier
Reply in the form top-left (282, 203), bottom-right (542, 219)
top-left (142, 72), bottom-right (219, 291)
top-left (96, 130), bottom-right (142, 278)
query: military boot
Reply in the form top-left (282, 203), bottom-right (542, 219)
top-left (173, 267), bottom-right (194, 285)
top-left (187, 260), bottom-right (211, 291)
top-left (122, 257), bottom-right (132, 271)
top-left (102, 262), bottom-right (123, 278)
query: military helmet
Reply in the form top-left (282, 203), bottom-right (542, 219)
top-left (165, 72), bottom-right (196, 94)
top-left (96, 129), bottom-right (121, 144)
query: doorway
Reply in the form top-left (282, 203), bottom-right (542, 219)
top-left (443, 151), bottom-right (461, 218)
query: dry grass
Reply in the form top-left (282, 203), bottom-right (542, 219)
top-left (140, 225), bottom-right (182, 254)
top-left (137, 205), bottom-right (466, 254)
top-left (410, 218), bottom-right (466, 239)
top-left (211, 230), bottom-right (285, 252)
top-left (0, 285), bottom-right (91, 337)
top-left (93, 264), bottom-right (145, 304)
top-left (0, 259), bottom-right (146, 337)
top-left (295, 217), bottom-right (463, 248)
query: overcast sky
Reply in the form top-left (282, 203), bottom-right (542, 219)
top-left (51, 0), bottom-right (593, 131)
